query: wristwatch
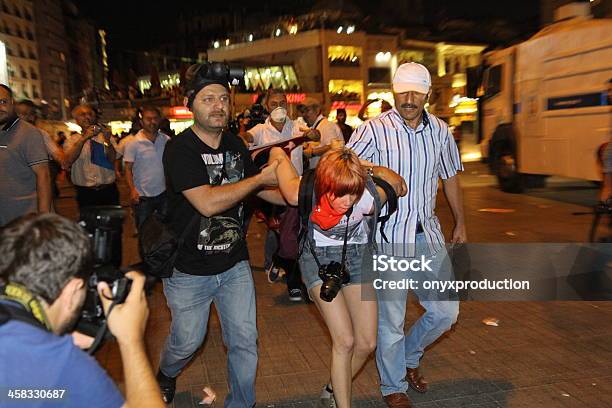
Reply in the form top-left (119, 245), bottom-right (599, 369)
top-left (367, 166), bottom-right (374, 177)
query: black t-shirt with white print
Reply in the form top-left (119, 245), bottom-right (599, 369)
top-left (163, 128), bottom-right (258, 276)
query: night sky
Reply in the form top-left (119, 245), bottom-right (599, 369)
top-left (80, 0), bottom-right (541, 54)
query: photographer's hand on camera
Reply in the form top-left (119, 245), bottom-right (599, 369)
top-left (97, 271), bottom-right (149, 345)
top-left (81, 125), bottom-right (98, 141)
top-left (97, 271), bottom-right (164, 408)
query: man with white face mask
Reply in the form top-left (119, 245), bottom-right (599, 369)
top-left (245, 89), bottom-right (308, 300)
top-left (246, 89), bottom-right (305, 175)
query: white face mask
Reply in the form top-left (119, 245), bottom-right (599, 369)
top-left (270, 107), bottom-right (287, 123)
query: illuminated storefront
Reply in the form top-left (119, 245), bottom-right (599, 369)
top-left (166, 106), bottom-right (194, 134)
top-left (206, 28), bottom-right (486, 131)
top-left (244, 66), bottom-right (300, 91)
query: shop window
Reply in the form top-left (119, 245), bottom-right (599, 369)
top-left (328, 80), bottom-right (363, 102)
top-left (484, 64), bottom-right (502, 98)
top-left (328, 45), bottom-right (362, 67)
top-left (244, 65), bottom-right (300, 92)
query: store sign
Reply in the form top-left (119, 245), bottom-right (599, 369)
top-left (169, 106), bottom-right (193, 119)
top-left (330, 101), bottom-right (362, 111)
top-left (250, 93), bottom-right (306, 104)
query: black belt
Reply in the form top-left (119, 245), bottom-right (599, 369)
top-left (79, 183), bottom-right (115, 191)
top-left (416, 222), bottom-right (423, 234)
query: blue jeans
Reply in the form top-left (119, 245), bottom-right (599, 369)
top-left (159, 261), bottom-right (258, 408)
top-left (376, 234), bottom-right (459, 396)
top-left (299, 243), bottom-right (366, 290)
top-left (134, 191), bottom-right (167, 229)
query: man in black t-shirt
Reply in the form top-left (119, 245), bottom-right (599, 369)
top-left (157, 64), bottom-right (284, 406)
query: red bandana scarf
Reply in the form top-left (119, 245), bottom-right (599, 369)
top-left (310, 193), bottom-right (347, 230)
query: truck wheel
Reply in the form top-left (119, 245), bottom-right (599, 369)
top-left (523, 174), bottom-right (547, 188)
top-left (488, 125), bottom-right (523, 193)
top-left (496, 154), bottom-right (524, 193)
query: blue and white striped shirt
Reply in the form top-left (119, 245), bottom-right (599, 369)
top-left (346, 108), bottom-right (463, 256)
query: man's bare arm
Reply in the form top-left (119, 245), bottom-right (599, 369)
top-left (124, 162), bottom-right (140, 204)
top-left (63, 135), bottom-right (89, 166)
top-left (32, 162), bottom-right (52, 213)
top-left (183, 161), bottom-right (279, 217)
top-left (442, 175), bottom-right (467, 243)
top-left (257, 189), bottom-right (288, 206)
top-left (98, 272), bottom-right (165, 408)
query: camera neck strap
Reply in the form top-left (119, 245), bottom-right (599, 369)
top-left (309, 207), bottom-right (353, 269)
top-left (0, 282), bottom-right (51, 331)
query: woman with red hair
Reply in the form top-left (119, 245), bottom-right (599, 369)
top-left (267, 146), bottom-right (404, 408)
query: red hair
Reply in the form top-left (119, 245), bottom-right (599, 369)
top-left (314, 148), bottom-right (366, 200)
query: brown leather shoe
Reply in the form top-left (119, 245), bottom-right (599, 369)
top-left (406, 367), bottom-right (428, 393)
top-left (383, 393), bottom-right (412, 408)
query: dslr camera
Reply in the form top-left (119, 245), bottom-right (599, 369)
top-left (318, 261), bottom-right (350, 302)
top-left (76, 206), bottom-right (130, 340)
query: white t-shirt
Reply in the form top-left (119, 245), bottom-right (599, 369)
top-left (313, 189), bottom-right (375, 247)
top-left (308, 114), bottom-right (344, 169)
top-left (122, 130), bottom-right (169, 197)
top-left (250, 118), bottom-right (304, 175)
top-left (115, 134), bottom-right (135, 157)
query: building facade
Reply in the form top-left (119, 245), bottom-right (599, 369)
top-left (32, 0), bottom-right (69, 119)
top-left (0, 0), bottom-right (41, 101)
top-left (205, 28), bottom-right (485, 126)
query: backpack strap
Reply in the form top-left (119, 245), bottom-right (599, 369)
top-left (371, 176), bottom-right (398, 243)
top-left (296, 168), bottom-right (316, 254)
top-left (0, 302), bottom-right (48, 332)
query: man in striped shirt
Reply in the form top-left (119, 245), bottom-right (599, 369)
top-left (347, 62), bottom-right (466, 408)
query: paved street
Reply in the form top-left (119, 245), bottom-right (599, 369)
top-left (55, 162), bottom-right (612, 408)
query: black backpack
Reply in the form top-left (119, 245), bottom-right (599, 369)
top-left (296, 169), bottom-right (398, 254)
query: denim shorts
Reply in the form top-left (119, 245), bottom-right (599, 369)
top-left (299, 242), bottom-right (368, 290)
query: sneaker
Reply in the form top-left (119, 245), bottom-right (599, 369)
top-left (156, 369), bottom-right (177, 404)
top-left (317, 384), bottom-right (336, 407)
top-left (266, 264), bottom-right (281, 283)
top-left (288, 288), bottom-right (302, 302)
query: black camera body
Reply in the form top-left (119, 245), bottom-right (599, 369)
top-left (190, 61), bottom-right (244, 87)
top-left (76, 206), bottom-right (129, 338)
top-left (318, 261), bottom-right (350, 302)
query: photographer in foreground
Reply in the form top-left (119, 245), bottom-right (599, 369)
top-left (0, 213), bottom-right (164, 408)
top-left (267, 147), bottom-right (404, 407)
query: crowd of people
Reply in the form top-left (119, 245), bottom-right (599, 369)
top-left (0, 62), bottom-right (469, 408)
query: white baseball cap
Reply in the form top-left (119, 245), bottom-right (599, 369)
top-left (392, 62), bottom-right (431, 94)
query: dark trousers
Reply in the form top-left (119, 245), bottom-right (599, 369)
top-left (75, 183), bottom-right (120, 209)
top-left (75, 183), bottom-right (122, 267)
top-left (274, 254), bottom-right (303, 292)
top-left (133, 191), bottom-right (167, 229)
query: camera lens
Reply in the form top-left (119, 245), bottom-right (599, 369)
top-left (320, 279), bottom-right (342, 302)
